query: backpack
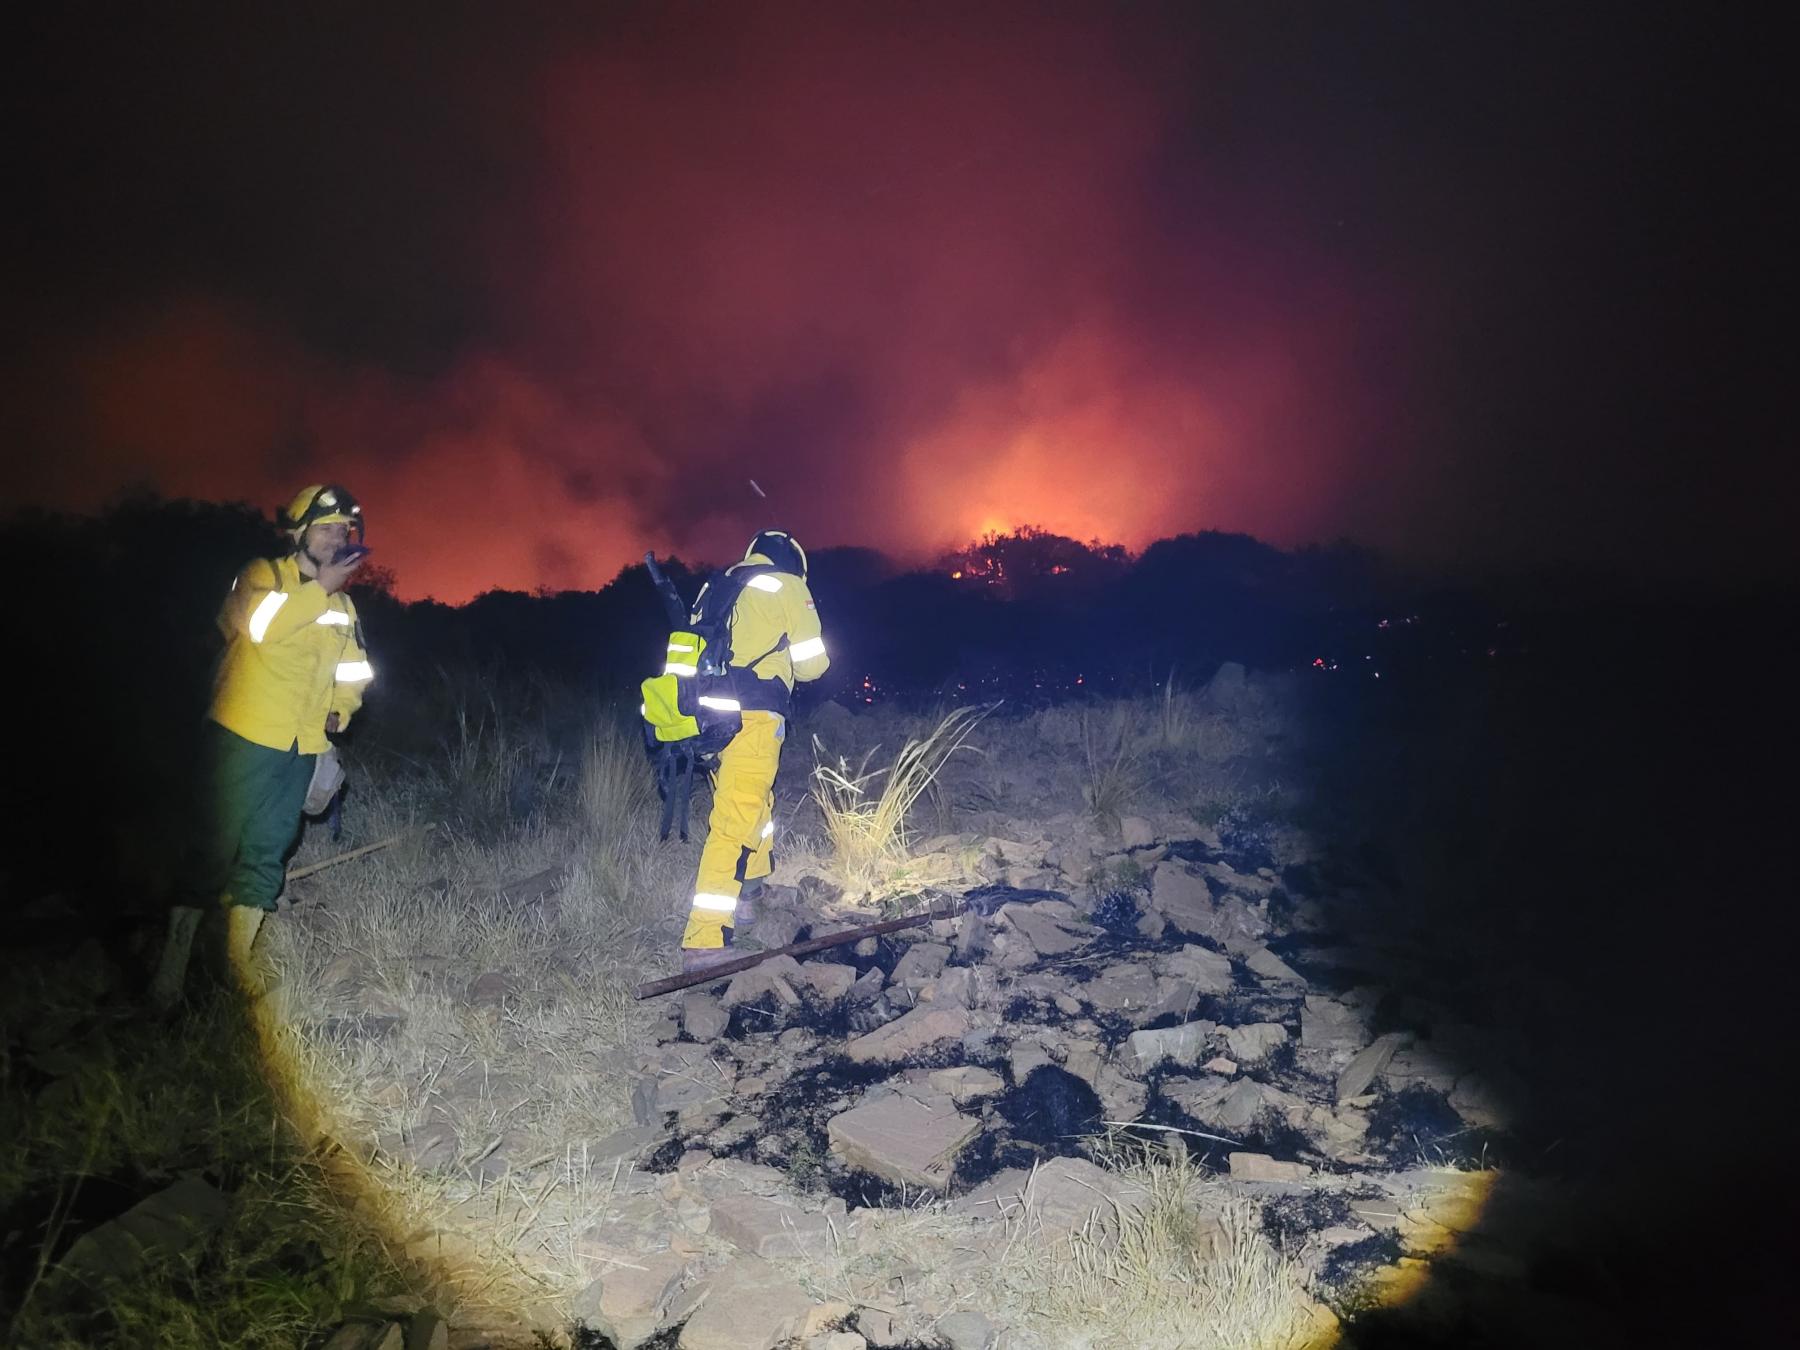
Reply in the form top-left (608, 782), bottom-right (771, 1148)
top-left (640, 563), bottom-right (781, 840)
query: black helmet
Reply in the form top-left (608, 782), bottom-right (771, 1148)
top-left (746, 529), bottom-right (807, 578)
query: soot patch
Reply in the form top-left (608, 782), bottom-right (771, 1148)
top-left (1089, 889), bottom-right (1144, 937)
top-left (1363, 1083), bottom-right (1482, 1164)
top-left (993, 1065), bottom-right (1105, 1148)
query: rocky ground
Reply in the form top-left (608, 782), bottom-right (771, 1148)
top-left (251, 671), bottom-right (1627, 1349)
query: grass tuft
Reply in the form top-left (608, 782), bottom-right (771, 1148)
top-left (811, 704), bottom-right (994, 906)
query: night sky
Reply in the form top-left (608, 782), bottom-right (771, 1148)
top-left (3, 3), bottom-right (1777, 602)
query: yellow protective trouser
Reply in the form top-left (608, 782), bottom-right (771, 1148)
top-left (682, 711), bottom-right (782, 949)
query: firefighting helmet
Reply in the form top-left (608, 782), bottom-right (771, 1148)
top-left (747, 529), bottom-right (807, 578)
top-left (282, 485), bottom-right (365, 541)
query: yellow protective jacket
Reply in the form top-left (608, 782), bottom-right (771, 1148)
top-left (209, 554), bottom-right (373, 754)
top-left (725, 553), bottom-right (829, 709)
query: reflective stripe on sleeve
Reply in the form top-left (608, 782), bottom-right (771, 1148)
top-left (789, 636), bottom-right (826, 661)
top-left (247, 591), bottom-right (289, 643)
top-left (664, 662), bottom-right (698, 676)
top-left (316, 609), bottom-right (352, 626)
top-left (761, 820), bottom-right (775, 839)
top-left (698, 695), bottom-right (741, 711)
top-left (745, 574), bottom-right (783, 592)
top-left (334, 660), bottom-right (375, 683)
top-left (692, 892), bottom-right (738, 912)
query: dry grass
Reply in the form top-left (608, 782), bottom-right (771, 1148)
top-left (989, 1152), bottom-right (1331, 1349)
top-left (248, 713), bottom-right (694, 1332)
top-left (1081, 705), bottom-right (1148, 832)
top-left (809, 704), bottom-right (994, 906)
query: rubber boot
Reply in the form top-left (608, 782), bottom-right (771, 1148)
top-left (226, 904), bottom-right (269, 997)
top-left (680, 936), bottom-right (740, 976)
top-left (149, 906), bottom-right (203, 1010)
top-left (734, 877), bottom-right (763, 930)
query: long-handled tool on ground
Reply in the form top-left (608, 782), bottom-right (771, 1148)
top-left (634, 898), bottom-right (968, 1000)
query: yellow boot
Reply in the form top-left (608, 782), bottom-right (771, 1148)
top-left (226, 904), bottom-right (269, 997)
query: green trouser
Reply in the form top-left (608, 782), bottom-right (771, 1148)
top-left (193, 721), bottom-right (314, 913)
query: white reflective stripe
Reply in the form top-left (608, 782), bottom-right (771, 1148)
top-left (761, 821), bottom-right (775, 839)
top-left (692, 892), bottom-right (738, 912)
top-left (663, 662), bottom-right (698, 677)
top-left (789, 636), bottom-right (826, 661)
top-left (745, 574), bottom-right (783, 592)
top-left (697, 695), bottom-right (741, 711)
top-left (667, 639), bottom-right (697, 652)
top-left (315, 609), bottom-right (352, 626)
top-left (334, 660), bottom-right (374, 683)
top-left (247, 590), bottom-right (289, 643)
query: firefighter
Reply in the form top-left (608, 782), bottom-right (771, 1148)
top-left (680, 530), bottom-right (829, 972)
top-left (150, 485), bottom-right (375, 1005)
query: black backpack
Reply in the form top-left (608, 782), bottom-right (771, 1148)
top-left (639, 563), bottom-right (780, 839)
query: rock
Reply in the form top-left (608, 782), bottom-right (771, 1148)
top-left (845, 1006), bottom-right (971, 1063)
top-left (1301, 996), bottom-right (1368, 1052)
top-left (928, 1065), bottom-right (1004, 1103)
top-left (855, 1308), bottom-right (895, 1344)
top-left (846, 967), bottom-right (885, 1003)
top-left (930, 966), bottom-right (976, 1007)
top-left (1061, 1043), bottom-right (1150, 1120)
top-left (1119, 816), bottom-right (1157, 848)
top-left (1162, 1074), bottom-right (1264, 1132)
top-left (998, 904), bottom-right (1089, 956)
top-left (587, 1250), bottom-right (689, 1346)
top-left (1010, 1040), bottom-right (1055, 1080)
top-left (722, 955), bottom-right (805, 1008)
top-left (1227, 1152), bottom-right (1311, 1182)
top-left (632, 1044), bottom-right (734, 1123)
top-left (1242, 946), bottom-right (1303, 983)
top-left (587, 1124), bottom-right (668, 1166)
top-left (954, 1157), bottom-right (1148, 1238)
top-left (795, 961), bottom-right (857, 1002)
top-left (1337, 1031), bottom-right (1411, 1103)
top-left (681, 992), bottom-right (730, 1042)
top-left (1383, 1042), bottom-right (1461, 1094)
top-left (710, 1194), bottom-right (834, 1259)
top-left (1222, 1023), bottom-right (1288, 1064)
top-left (953, 911), bottom-right (992, 962)
top-left (1203, 1055), bottom-right (1237, 1074)
top-left (1080, 962), bottom-right (1161, 1015)
top-left (1449, 1072), bottom-right (1513, 1129)
top-left (1152, 944), bottom-right (1235, 994)
top-left (1128, 1021), bottom-right (1216, 1071)
top-left (892, 942), bottom-right (951, 989)
top-left (807, 1334), bottom-right (866, 1350)
top-left (678, 1256), bottom-right (816, 1349)
top-left (827, 1094), bottom-right (981, 1191)
top-left (1149, 863), bottom-right (1215, 932)
top-left (1307, 1106), bottom-right (1372, 1162)
top-left (937, 1310), bottom-right (998, 1350)
top-left (569, 1280), bottom-right (616, 1342)
top-left (1135, 909), bottom-right (1168, 939)
top-left (53, 1176), bottom-right (229, 1291)
top-left (800, 1301), bottom-right (857, 1339)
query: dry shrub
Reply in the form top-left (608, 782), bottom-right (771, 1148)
top-left (811, 703), bottom-right (994, 905)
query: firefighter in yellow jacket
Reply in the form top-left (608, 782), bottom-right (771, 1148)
top-left (152, 485), bottom-right (374, 1003)
top-left (681, 531), bottom-right (829, 972)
